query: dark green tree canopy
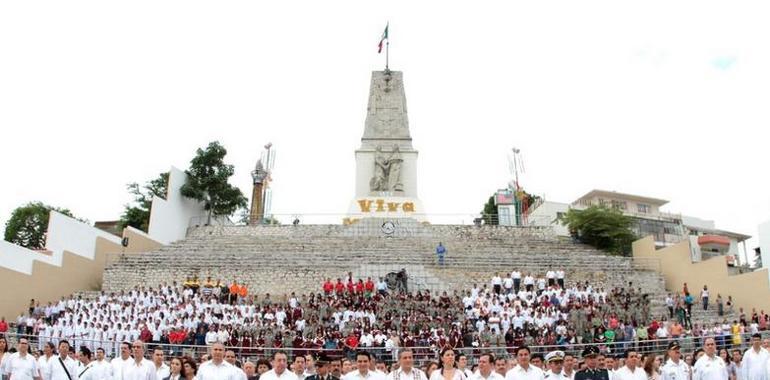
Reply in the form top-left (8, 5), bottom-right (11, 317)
top-left (561, 205), bottom-right (637, 256)
top-left (4, 202), bottom-right (82, 249)
top-left (481, 195), bottom-right (498, 225)
top-left (118, 172), bottom-right (169, 232)
top-left (180, 141), bottom-right (247, 217)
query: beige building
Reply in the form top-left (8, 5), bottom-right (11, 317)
top-left (530, 189), bottom-right (751, 265)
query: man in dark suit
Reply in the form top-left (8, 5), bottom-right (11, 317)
top-left (305, 355), bottom-right (339, 380)
top-left (575, 346), bottom-right (609, 380)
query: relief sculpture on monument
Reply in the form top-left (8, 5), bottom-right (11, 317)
top-left (369, 145), bottom-right (403, 193)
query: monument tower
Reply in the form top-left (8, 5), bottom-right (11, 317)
top-left (348, 69), bottom-right (426, 222)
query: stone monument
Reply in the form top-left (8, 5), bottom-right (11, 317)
top-left (347, 69), bottom-right (426, 222)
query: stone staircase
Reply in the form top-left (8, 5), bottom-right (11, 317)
top-left (103, 220), bottom-right (673, 317)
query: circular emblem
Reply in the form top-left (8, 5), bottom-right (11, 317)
top-left (381, 221), bottom-right (396, 235)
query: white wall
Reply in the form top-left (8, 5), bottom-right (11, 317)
top-left (527, 201), bottom-right (570, 236)
top-left (682, 215), bottom-right (716, 230)
top-left (0, 211), bottom-right (121, 274)
top-left (147, 166), bottom-right (208, 244)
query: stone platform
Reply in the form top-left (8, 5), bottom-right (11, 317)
top-left (102, 221), bottom-right (676, 316)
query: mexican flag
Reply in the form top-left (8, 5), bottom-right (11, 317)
top-left (378, 23), bottom-right (389, 53)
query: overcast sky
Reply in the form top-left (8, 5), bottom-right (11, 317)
top-left (1, 1), bottom-right (768, 247)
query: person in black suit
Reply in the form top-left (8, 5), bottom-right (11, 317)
top-left (305, 355), bottom-right (339, 380)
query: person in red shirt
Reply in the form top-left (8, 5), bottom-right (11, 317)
top-left (323, 278), bottom-right (334, 294)
top-left (139, 325), bottom-right (152, 342)
top-left (343, 332), bottom-right (359, 355)
top-left (0, 317), bottom-right (8, 334)
top-left (355, 279), bottom-right (365, 294)
top-left (335, 279), bottom-right (345, 294)
top-left (346, 279), bottom-right (355, 293)
top-left (364, 277), bottom-right (375, 297)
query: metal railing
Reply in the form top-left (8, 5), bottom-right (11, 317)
top-left (3, 331), bottom-right (763, 364)
top-left (187, 213), bottom-right (556, 228)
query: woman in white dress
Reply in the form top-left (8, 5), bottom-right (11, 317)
top-left (429, 348), bottom-right (466, 380)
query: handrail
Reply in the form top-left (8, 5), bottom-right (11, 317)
top-left (1, 331), bottom-right (762, 363)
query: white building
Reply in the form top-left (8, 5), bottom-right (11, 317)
top-left (528, 189), bottom-right (750, 265)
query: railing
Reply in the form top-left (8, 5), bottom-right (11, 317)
top-left (187, 213), bottom-right (555, 228)
top-left (2, 331), bottom-right (763, 364)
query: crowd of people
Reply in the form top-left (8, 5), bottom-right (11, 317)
top-left (5, 271), bottom-right (769, 364)
top-left (2, 271), bottom-right (769, 376)
top-left (3, 333), bottom-right (770, 380)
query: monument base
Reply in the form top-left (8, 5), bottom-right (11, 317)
top-left (345, 196), bottom-right (427, 224)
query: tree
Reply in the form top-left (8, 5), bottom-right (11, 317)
top-left (4, 202), bottom-right (82, 249)
top-left (481, 195), bottom-right (498, 225)
top-left (561, 205), bottom-right (638, 256)
top-left (118, 172), bottom-right (169, 232)
top-left (180, 141), bottom-right (247, 223)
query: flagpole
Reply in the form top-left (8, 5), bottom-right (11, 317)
top-left (386, 39), bottom-right (389, 71)
top-left (385, 21), bottom-right (389, 71)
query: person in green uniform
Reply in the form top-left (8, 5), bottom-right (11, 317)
top-left (575, 346), bottom-right (610, 380)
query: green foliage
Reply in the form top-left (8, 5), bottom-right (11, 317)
top-left (180, 141), bottom-right (247, 217)
top-left (561, 205), bottom-right (637, 256)
top-left (118, 172), bottom-right (169, 232)
top-left (4, 202), bottom-right (82, 249)
top-left (481, 195), bottom-right (498, 225)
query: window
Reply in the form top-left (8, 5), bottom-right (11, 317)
top-left (637, 204), bottom-right (651, 214)
top-left (611, 200), bottom-right (627, 210)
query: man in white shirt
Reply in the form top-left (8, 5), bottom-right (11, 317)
top-left (556, 270), bottom-right (565, 289)
top-left (37, 342), bottom-right (56, 380)
top-left (111, 342), bottom-right (132, 380)
top-left (661, 342), bottom-right (690, 380)
top-left (77, 347), bottom-right (94, 380)
top-left (544, 351), bottom-right (566, 380)
top-left (505, 346), bottom-right (544, 380)
top-left (523, 274), bottom-right (535, 292)
top-left (90, 349), bottom-right (112, 380)
top-left (511, 271), bottom-right (522, 293)
top-left (503, 277), bottom-right (514, 295)
top-left (342, 352), bottom-right (386, 380)
top-left (205, 327), bottom-right (219, 346)
top-left (151, 349), bottom-right (169, 380)
top-left (2, 338), bottom-right (41, 380)
top-left (492, 274), bottom-right (503, 295)
top-left (545, 270), bottom-right (556, 288)
top-left (50, 341), bottom-right (79, 380)
top-left (472, 353), bottom-right (503, 380)
top-left (740, 334), bottom-right (767, 380)
top-left (561, 354), bottom-right (575, 380)
top-left (387, 350), bottom-right (427, 380)
top-left (196, 343), bottom-right (238, 380)
top-left (224, 350), bottom-right (247, 380)
top-left (665, 295), bottom-right (675, 319)
top-left (693, 338), bottom-right (727, 380)
top-left (258, 351), bottom-right (299, 380)
top-left (292, 355), bottom-right (307, 380)
top-left (122, 341), bottom-right (157, 380)
top-left (457, 354), bottom-right (474, 379)
top-left (612, 350), bottom-right (646, 380)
